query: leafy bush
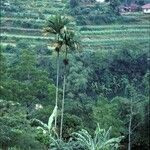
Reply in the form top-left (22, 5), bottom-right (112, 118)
top-left (73, 124), bottom-right (124, 150)
top-left (0, 100), bottom-right (44, 150)
top-left (5, 45), bottom-right (17, 53)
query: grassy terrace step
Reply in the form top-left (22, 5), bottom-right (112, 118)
top-left (1, 17), bottom-right (45, 22)
top-left (1, 18), bottom-right (45, 29)
top-left (1, 43), bottom-right (55, 51)
top-left (1, 40), bottom-right (149, 52)
top-left (79, 24), bottom-right (150, 31)
top-left (0, 33), bottom-right (53, 39)
top-left (1, 40), bottom-right (49, 46)
top-left (1, 17), bottom-right (76, 30)
top-left (1, 17), bottom-right (76, 24)
top-left (0, 5), bottom-right (64, 16)
top-left (81, 37), bottom-right (149, 46)
top-left (1, 27), bottom-right (44, 36)
top-left (4, 29), bottom-right (148, 38)
top-left (81, 34), bottom-right (149, 40)
top-left (1, 27), bottom-right (150, 39)
top-left (1, 43), bottom-right (16, 46)
top-left (81, 29), bottom-right (149, 35)
top-left (1, 0), bottom-right (65, 8)
top-left (1, 11), bottom-right (72, 20)
top-left (83, 38), bottom-right (150, 49)
top-left (122, 12), bottom-right (150, 17)
top-left (1, 1), bottom-right (64, 8)
top-left (81, 32), bottom-right (149, 39)
top-left (1, 6), bottom-right (63, 15)
top-left (1, 30), bottom-right (149, 47)
top-left (0, 34), bottom-right (54, 44)
top-left (1, 11), bottom-right (58, 20)
top-left (1, 20), bottom-right (148, 31)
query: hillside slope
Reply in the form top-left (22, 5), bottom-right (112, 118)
top-left (0, 0), bottom-right (150, 52)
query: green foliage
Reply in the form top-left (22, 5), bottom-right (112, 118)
top-left (68, 0), bottom-right (122, 25)
top-left (73, 124), bottom-right (124, 150)
top-left (88, 42), bottom-right (149, 98)
top-left (0, 100), bottom-right (44, 150)
top-left (0, 47), bottom-right (6, 78)
top-left (70, 0), bottom-right (79, 8)
top-left (58, 113), bottom-right (83, 140)
top-left (67, 54), bottom-right (89, 100)
top-left (109, 0), bottom-right (121, 15)
top-left (45, 14), bottom-right (70, 35)
top-left (50, 138), bottom-right (73, 150)
top-left (113, 88), bottom-right (150, 148)
top-left (142, 71), bottom-right (150, 96)
top-left (4, 49), bottom-right (50, 106)
top-left (0, 0), bottom-right (149, 149)
top-left (93, 97), bottom-right (124, 136)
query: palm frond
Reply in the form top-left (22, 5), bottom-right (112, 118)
top-left (45, 14), bottom-right (70, 35)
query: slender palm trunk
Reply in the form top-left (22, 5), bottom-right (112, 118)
top-left (60, 46), bottom-right (68, 139)
top-left (54, 51), bottom-right (60, 128)
top-left (60, 64), bottom-right (66, 139)
top-left (2, 144), bottom-right (8, 150)
top-left (128, 98), bottom-right (133, 150)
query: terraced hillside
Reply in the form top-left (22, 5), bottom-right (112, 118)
top-left (0, 0), bottom-right (66, 48)
top-left (0, 0), bottom-right (150, 52)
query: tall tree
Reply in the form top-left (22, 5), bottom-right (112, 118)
top-left (60, 28), bottom-right (79, 139)
top-left (0, 46), bottom-right (8, 100)
top-left (124, 82), bottom-right (147, 150)
top-left (44, 14), bottom-right (70, 128)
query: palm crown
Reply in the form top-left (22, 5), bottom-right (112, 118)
top-left (44, 14), bottom-right (70, 35)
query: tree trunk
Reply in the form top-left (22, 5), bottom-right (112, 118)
top-left (128, 114), bottom-right (132, 150)
top-left (54, 51), bottom-right (60, 128)
top-left (128, 99), bottom-right (133, 150)
top-left (60, 43), bottom-right (68, 139)
top-left (2, 144), bottom-right (8, 150)
top-left (60, 64), bottom-right (66, 139)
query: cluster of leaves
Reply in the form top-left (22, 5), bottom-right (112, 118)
top-left (67, 0), bottom-right (144, 25)
top-left (73, 124), bottom-right (123, 150)
top-left (67, 0), bottom-right (122, 25)
top-left (0, 100), bottom-right (45, 150)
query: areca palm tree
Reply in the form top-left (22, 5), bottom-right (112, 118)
top-left (59, 28), bottom-right (80, 139)
top-left (44, 14), bottom-right (70, 129)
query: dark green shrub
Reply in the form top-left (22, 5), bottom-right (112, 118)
top-left (5, 45), bottom-right (17, 53)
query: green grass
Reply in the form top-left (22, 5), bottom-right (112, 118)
top-left (82, 37), bottom-right (149, 47)
top-left (0, 33), bottom-right (54, 40)
top-left (81, 29), bottom-right (149, 35)
top-left (1, 6), bottom-right (63, 16)
top-left (1, 27), bottom-right (43, 36)
top-left (1, 17), bottom-right (45, 29)
top-left (79, 24), bottom-right (150, 31)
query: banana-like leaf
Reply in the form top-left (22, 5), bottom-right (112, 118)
top-left (32, 118), bottom-right (48, 130)
top-left (73, 125), bottom-right (124, 150)
top-left (48, 105), bottom-right (57, 131)
top-left (37, 126), bottom-right (47, 134)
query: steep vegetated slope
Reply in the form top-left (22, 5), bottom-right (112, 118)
top-left (0, 0), bottom-right (150, 149)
